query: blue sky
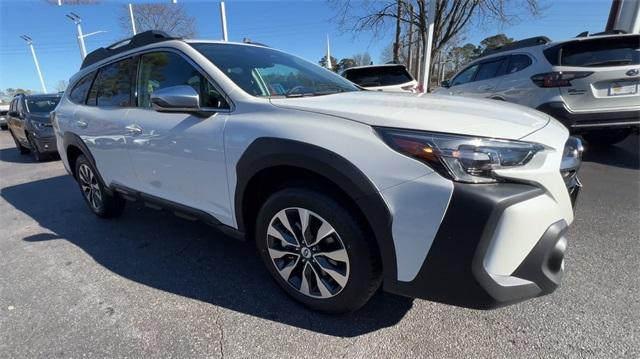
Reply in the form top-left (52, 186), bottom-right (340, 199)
top-left (1, 0), bottom-right (612, 92)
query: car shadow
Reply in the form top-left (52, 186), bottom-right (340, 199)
top-left (1, 175), bottom-right (412, 337)
top-left (0, 147), bottom-right (60, 164)
top-left (581, 134), bottom-right (639, 170)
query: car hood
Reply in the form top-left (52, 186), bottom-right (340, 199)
top-left (26, 113), bottom-right (51, 123)
top-left (270, 91), bottom-right (550, 140)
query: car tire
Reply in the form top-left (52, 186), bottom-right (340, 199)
top-left (9, 129), bottom-right (30, 155)
top-left (27, 133), bottom-right (45, 162)
top-left (255, 187), bottom-right (381, 313)
top-left (74, 155), bottom-right (125, 218)
top-left (582, 129), bottom-right (631, 147)
top-left (0, 124), bottom-right (7, 131)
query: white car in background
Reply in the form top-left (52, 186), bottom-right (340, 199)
top-left (435, 33), bottom-right (640, 146)
top-left (342, 64), bottom-right (419, 92)
top-left (0, 104), bottom-right (9, 130)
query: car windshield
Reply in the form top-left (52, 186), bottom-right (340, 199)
top-left (343, 66), bottom-right (414, 87)
top-left (25, 97), bottom-right (60, 113)
top-left (191, 43), bottom-right (360, 97)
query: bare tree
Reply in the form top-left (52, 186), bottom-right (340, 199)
top-left (330, 0), bottom-right (545, 90)
top-left (119, 3), bottom-right (196, 38)
top-left (352, 52), bottom-right (372, 66)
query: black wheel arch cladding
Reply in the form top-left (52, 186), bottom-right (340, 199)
top-left (235, 137), bottom-right (398, 287)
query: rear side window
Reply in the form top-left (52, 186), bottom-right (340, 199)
top-left (137, 51), bottom-right (229, 109)
top-left (474, 58), bottom-right (508, 81)
top-left (69, 72), bottom-right (95, 104)
top-left (88, 58), bottom-right (134, 107)
top-left (344, 66), bottom-right (414, 87)
top-left (451, 64), bottom-right (479, 86)
top-left (506, 55), bottom-right (532, 74)
top-left (544, 35), bottom-right (640, 67)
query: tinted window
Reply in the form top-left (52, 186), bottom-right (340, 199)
top-left (544, 35), bottom-right (640, 67)
top-left (475, 58), bottom-right (507, 81)
top-left (137, 52), bottom-right (229, 109)
top-left (192, 43), bottom-right (358, 97)
top-left (69, 72), bottom-right (95, 104)
top-left (344, 66), bottom-right (414, 87)
top-left (93, 58), bottom-right (133, 107)
top-left (25, 97), bottom-right (60, 113)
top-left (506, 55), bottom-right (532, 74)
top-left (451, 64), bottom-right (479, 86)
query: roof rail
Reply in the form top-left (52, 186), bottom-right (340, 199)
top-left (479, 36), bottom-right (551, 58)
top-left (81, 30), bottom-right (178, 69)
top-left (576, 29), bottom-right (628, 37)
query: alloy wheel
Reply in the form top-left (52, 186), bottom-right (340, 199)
top-left (266, 207), bottom-right (350, 298)
top-left (78, 163), bottom-right (103, 211)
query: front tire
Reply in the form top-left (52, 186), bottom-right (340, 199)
top-left (10, 129), bottom-right (29, 155)
top-left (255, 187), bottom-right (381, 313)
top-left (74, 155), bottom-right (125, 218)
top-left (27, 134), bottom-right (45, 162)
top-left (582, 129), bottom-right (631, 147)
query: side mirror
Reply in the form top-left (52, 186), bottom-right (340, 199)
top-left (150, 85), bottom-right (200, 113)
top-left (440, 80), bottom-right (451, 88)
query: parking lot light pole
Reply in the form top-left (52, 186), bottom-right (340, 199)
top-left (220, 1), bottom-right (228, 41)
top-left (128, 3), bottom-right (137, 35)
top-left (420, 0), bottom-right (436, 93)
top-left (20, 35), bottom-right (47, 94)
top-left (66, 12), bottom-right (88, 60)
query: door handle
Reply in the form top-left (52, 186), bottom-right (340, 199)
top-left (76, 120), bottom-right (88, 129)
top-left (478, 85), bottom-right (494, 91)
top-left (125, 124), bottom-right (143, 136)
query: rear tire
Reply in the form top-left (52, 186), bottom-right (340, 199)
top-left (10, 129), bottom-right (29, 155)
top-left (582, 129), bottom-right (631, 147)
top-left (255, 187), bottom-right (381, 313)
top-left (74, 155), bottom-right (125, 218)
top-left (0, 124), bottom-right (7, 130)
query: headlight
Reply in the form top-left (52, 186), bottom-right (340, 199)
top-left (376, 127), bottom-right (545, 183)
top-left (30, 121), bottom-right (52, 131)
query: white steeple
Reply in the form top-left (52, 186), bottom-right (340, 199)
top-left (325, 34), bottom-right (332, 70)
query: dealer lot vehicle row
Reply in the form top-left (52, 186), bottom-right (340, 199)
top-left (47, 30), bottom-right (585, 313)
top-left (435, 32), bottom-right (640, 146)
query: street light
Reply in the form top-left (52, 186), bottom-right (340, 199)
top-left (66, 12), bottom-right (87, 60)
top-left (19, 35), bottom-right (47, 93)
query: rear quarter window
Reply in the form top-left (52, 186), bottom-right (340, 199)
top-left (69, 72), bottom-right (96, 104)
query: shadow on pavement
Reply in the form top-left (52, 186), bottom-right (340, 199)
top-left (0, 147), bottom-right (35, 164)
top-left (2, 175), bottom-right (412, 337)
top-left (581, 134), bottom-right (639, 170)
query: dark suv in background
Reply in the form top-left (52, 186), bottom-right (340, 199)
top-left (7, 93), bottom-right (61, 161)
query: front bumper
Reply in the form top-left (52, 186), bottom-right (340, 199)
top-left (385, 182), bottom-right (572, 309)
top-left (31, 134), bottom-right (58, 154)
top-left (536, 102), bottom-right (640, 132)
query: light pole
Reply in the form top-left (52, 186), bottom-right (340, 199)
top-left (219, 1), bottom-right (228, 41)
top-left (66, 12), bottom-right (87, 60)
top-left (20, 36), bottom-right (47, 94)
top-left (128, 3), bottom-right (137, 35)
top-left (420, 0), bottom-right (436, 93)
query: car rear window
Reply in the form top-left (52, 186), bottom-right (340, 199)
top-left (25, 97), bottom-right (60, 113)
top-left (344, 66), bottom-right (414, 87)
top-left (544, 35), bottom-right (640, 67)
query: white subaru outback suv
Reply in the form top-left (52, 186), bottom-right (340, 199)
top-left (53, 31), bottom-right (583, 313)
top-left (435, 33), bottom-right (640, 146)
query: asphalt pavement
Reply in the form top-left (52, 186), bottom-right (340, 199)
top-left (0, 130), bottom-right (638, 358)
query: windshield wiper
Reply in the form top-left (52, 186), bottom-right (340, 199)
top-left (283, 89), bottom-right (348, 98)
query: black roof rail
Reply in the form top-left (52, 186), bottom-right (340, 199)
top-left (576, 29), bottom-right (628, 37)
top-left (81, 30), bottom-right (178, 69)
top-left (479, 36), bottom-right (551, 58)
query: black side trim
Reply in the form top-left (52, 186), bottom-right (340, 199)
top-left (235, 137), bottom-right (397, 286)
top-left (387, 182), bottom-right (545, 309)
top-left (110, 183), bottom-right (245, 241)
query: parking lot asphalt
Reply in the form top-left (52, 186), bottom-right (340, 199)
top-left (0, 130), bottom-right (638, 358)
